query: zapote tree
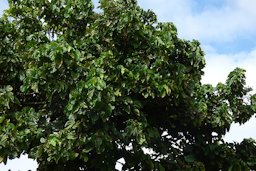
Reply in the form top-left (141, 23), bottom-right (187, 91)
top-left (1, 0), bottom-right (256, 170)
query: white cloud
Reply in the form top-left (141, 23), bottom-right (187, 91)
top-left (225, 118), bottom-right (256, 142)
top-left (202, 49), bottom-right (256, 142)
top-left (139, 0), bottom-right (256, 44)
top-left (0, 155), bottom-right (37, 171)
top-left (0, 1), bottom-right (8, 16)
top-left (202, 49), bottom-right (256, 88)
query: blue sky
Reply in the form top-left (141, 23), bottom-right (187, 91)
top-left (1, 0), bottom-right (256, 170)
top-left (138, 0), bottom-right (256, 54)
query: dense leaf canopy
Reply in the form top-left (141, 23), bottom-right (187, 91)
top-left (1, 0), bottom-right (256, 170)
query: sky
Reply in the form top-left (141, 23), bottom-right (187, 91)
top-left (1, 0), bottom-right (256, 170)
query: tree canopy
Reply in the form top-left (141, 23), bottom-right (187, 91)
top-left (1, 0), bottom-right (256, 170)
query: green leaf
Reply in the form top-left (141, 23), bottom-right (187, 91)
top-left (40, 138), bottom-right (46, 143)
top-left (184, 155), bottom-right (195, 163)
top-left (48, 137), bottom-right (58, 147)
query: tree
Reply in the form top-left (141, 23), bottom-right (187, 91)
top-left (1, 0), bottom-right (256, 170)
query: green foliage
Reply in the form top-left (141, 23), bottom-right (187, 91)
top-left (0, 0), bottom-right (256, 170)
